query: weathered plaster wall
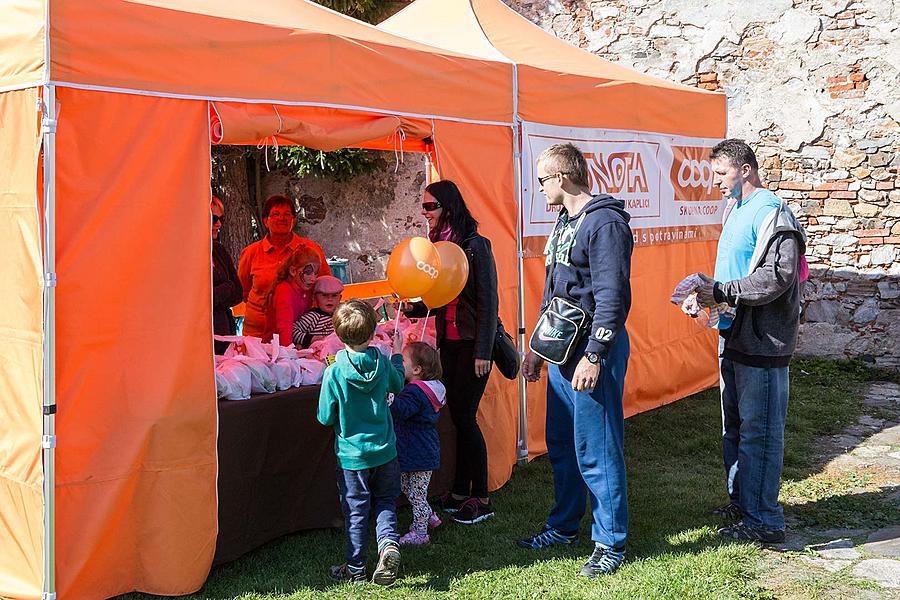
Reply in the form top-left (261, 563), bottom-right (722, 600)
top-left (511, 0), bottom-right (900, 367)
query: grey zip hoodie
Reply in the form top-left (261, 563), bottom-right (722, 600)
top-left (714, 202), bottom-right (808, 368)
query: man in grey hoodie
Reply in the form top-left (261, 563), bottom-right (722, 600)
top-left (694, 139), bottom-right (807, 543)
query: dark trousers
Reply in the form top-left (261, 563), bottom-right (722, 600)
top-left (336, 458), bottom-right (400, 571)
top-left (440, 339), bottom-right (489, 499)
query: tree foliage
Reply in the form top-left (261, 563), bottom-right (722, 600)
top-left (313, 0), bottom-right (400, 24)
top-left (271, 146), bottom-right (383, 182)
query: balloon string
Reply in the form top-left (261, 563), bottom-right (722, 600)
top-left (395, 303), bottom-right (403, 348)
top-left (421, 308), bottom-right (430, 341)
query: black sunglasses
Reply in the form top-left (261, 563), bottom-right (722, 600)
top-left (212, 214), bottom-right (224, 225)
top-left (422, 201), bottom-right (442, 211)
top-left (537, 172), bottom-right (571, 186)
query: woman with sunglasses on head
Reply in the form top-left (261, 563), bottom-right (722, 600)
top-left (408, 180), bottom-right (499, 525)
top-left (211, 196), bottom-right (243, 355)
top-left (261, 247), bottom-right (323, 345)
top-left (237, 194), bottom-right (330, 338)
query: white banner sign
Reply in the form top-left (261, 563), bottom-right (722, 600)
top-left (521, 122), bottom-right (724, 246)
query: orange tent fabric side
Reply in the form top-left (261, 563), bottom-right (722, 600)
top-left (0, 87), bottom-right (44, 600)
top-left (432, 120), bottom-right (519, 490)
top-left (53, 89), bottom-right (217, 599)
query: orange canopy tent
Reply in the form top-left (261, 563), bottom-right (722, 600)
top-left (381, 0), bottom-right (728, 459)
top-left (0, 0), bottom-right (723, 598)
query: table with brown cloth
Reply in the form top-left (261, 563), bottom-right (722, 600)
top-left (214, 385), bottom-right (456, 565)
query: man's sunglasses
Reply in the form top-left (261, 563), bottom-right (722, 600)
top-left (537, 172), bottom-right (571, 186)
top-left (212, 214), bottom-right (224, 225)
top-left (421, 201), bottom-right (442, 211)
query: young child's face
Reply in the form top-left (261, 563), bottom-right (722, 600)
top-left (291, 263), bottom-right (319, 290)
top-left (315, 291), bottom-right (342, 314)
top-left (401, 347), bottom-right (421, 382)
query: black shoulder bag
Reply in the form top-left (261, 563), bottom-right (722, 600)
top-left (528, 228), bottom-right (590, 364)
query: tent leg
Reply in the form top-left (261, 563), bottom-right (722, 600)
top-left (40, 84), bottom-right (58, 600)
top-left (512, 103), bottom-right (529, 466)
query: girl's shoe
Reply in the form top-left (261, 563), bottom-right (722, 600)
top-left (428, 512), bottom-right (442, 529)
top-left (399, 530), bottom-right (431, 545)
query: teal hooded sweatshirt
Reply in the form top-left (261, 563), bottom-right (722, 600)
top-left (317, 347), bottom-right (405, 470)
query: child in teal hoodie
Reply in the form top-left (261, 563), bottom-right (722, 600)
top-left (317, 300), bottom-right (405, 586)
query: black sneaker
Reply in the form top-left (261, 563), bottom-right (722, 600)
top-left (579, 543), bottom-right (625, 578)
top-left (328, 563), bottom-right (366, 585)
top-left (439, 492), bottom-right (467, 514)
top-left (452, 498), bottom-right (495, 525)
top-left (372, 543), bottom-right (401, 586)
top-left (718, 521), bottom-right (785, 544)
top-left (516, 526), bottom-right (578, 549)
top-left (711, 501), bottom-right (743, 522)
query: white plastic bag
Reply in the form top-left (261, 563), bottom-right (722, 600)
top-left (230, 356), bottom-right (276, 394)
top-left (216, 359), bottom-right (252, 400)
top-left (270, 360), bottom-right (294, 391)
top-left (214, 370), bottom-right (233, 399)
top-left (298, 359), bottom-right (326, 385)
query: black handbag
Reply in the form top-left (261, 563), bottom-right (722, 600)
top-left (528, 296), bottom-right (589, 365)
top-left (492, 320), bottom-right (519, 380)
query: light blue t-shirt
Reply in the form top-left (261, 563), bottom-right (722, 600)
top-left (713, 189), bottom-right (781, 329)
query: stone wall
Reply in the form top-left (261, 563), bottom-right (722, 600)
top-left (510, 0), bottom-right (900, 367)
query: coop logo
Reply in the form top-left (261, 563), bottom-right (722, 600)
top-left (671, 146), bottom-right (719, 201)
top-left (584, 151), bottom-right (650, 195)
top-left (416, 260), bottom-right (439, 279)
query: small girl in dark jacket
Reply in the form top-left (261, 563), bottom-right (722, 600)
top-left (391, 342), bottom-right (446, 545)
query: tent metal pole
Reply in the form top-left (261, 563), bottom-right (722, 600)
top-left (40, 83), bottom-right (58, 600)
top-left (511, 64), bottom-right (528, 466)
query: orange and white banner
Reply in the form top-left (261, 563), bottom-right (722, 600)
top-left (521, 122), bottom-right (723, 246)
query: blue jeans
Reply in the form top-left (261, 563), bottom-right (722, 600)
top-left (720, 351), bottom-right (789, 531)
top-left (545, 331), bottom-right (629, 549)
top-left (336, 458), bottom-right (401, 571)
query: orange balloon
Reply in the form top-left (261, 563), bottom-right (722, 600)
top-left (386, 237), bottom-right (442, 299)
top-left (420, 241), bottom-right (469, 309)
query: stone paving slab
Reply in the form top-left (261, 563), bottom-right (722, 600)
top-left (864, 527), bottom-right (900, 558)
top-left (852, 559), bottom-right (900, 589)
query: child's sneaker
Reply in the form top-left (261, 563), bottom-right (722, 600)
top-left (428, 512), bottom-right (442, 529)
top-left (372, 543), bottom-right (401, 586)
top-left (399, 530), bottom-right (430, 546)
top-left (439, 493), bottom-right (466, 514)
top-left (328, 563), bottom-right (366, 585)
top-left (452, 498), bottom-right (494, 525)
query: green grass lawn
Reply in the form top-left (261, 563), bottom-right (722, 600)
top-left (123, 358), bottom-right (896, 600)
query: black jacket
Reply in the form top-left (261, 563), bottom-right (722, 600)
top-left (542, 194), bottom-right (633, 363)
top-left (212, 240), bottom-right (242, 353)
top-left (410, 231), bottom-right (499, 360)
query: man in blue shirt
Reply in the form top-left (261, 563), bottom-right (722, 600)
top-left (695, 139), bottom-right (806, 544)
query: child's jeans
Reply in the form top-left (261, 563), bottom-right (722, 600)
top-left (337, 458), bottom-right (401, 572)
top-left (401, 471), bottom-right (433, 535)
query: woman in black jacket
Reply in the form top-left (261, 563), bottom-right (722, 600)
top-left (211, 196), bottom-right (243, 355)
top-left (408, 179), bottom-right (499, 525)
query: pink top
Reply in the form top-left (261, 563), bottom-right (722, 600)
top-left (263, 280), bottom-right (313, 345)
